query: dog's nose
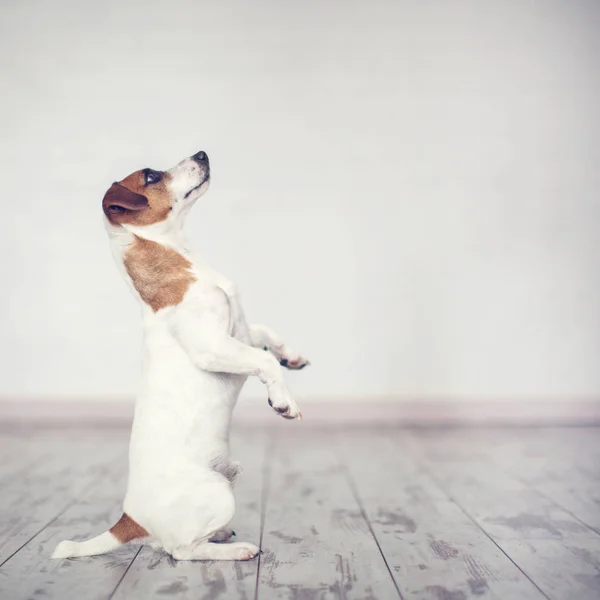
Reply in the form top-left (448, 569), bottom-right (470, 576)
top-left (193, 150), bottom-right (208, 163)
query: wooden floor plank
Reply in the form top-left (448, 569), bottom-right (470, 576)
top-left (404, 428), bottom-right (600, 600)
top-left (110, 428), bottom-right (269, 600)
top-left (340, 430), bottom-right (547, 600)
top-left (0, 432), bottom-right (128, 566)
top-left (257, 427), bottom-right (401, 600)
top-left (0, 432), bottom-right (66, 487)
top-left (1, 426), bottom-right (599, 600)
top-left (0, 445), bottom-right (134, 599)
top-left (511, 475), bottom-right (600, 535)
top-left (407, 430), bottom-right (597, 541)
top-left (499, 539), bottom-right (600, 600)
top-left (485, 430), bottom-right (600, 535)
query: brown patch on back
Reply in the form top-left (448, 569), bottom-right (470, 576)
top-left (102, 170), bottom-right (173, 227)
top-left (124, 236), bottom-right (196, 311)
top-left (110, 513), bottom-right (149, 542)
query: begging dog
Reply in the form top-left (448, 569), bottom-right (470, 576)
top-left (52, 151), bottom-right (309, 561)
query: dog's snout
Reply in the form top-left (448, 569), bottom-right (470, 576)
top-left (193, 150), bottom-right (208, 163)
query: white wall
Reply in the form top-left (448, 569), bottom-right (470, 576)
top-left (1, 0), bottom-right (599, 402)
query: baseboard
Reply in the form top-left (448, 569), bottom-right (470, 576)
top-left (1, 397), bottom-right (599, 427)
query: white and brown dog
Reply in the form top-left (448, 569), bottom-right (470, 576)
top-left (52, 151), bottom-right (309, 561)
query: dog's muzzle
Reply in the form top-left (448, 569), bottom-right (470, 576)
top-left (193, 150), bottom-right (209, 165)
top-left (184, 151), bottom-right (210, 198)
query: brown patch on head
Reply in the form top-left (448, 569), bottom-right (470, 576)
top-left (124, 236), bottom-right (196, 311)
top-left (102, 169), bottom-right (174, 227)
top-left (110, 513), bottom-right (149, 542)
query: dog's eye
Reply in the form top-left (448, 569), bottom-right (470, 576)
top-left (144, 169), bottom-right (162, 185)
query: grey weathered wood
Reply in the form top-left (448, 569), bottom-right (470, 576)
top-left (1, 426), bottom-right (599, 600)
top-left (404, 428), bottom-right (600, 600)
top-left (0, 431), bottom-right (64, 487)
top-left (0, 433), bottom-right (128, 566)
top-left (406, 430), bottom-right (597, 541)
top-left (0, 448), bottom-right (38, 487)
top-left (339, 430), bottom-right (547, 600)
top-left (485, 430), bottom-right (600, 534)
top-left (258, 427), bottom-right (400, 599)
top-left (111, 428), bottom-right (269, 600)
top-left (512, 472), bottom-right (600, 534)
top-left (0, 442), bottom-right (133, 599)
top-left (500, 538), bottom-right (600, 600)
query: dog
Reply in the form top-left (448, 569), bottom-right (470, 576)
top-left (52, 151), bottom-right (309, 561)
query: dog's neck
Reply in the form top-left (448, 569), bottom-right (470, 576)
top-left (105, 217), bottom-right (218, 285)
top-left (106, 220), bottom-right (190, 254)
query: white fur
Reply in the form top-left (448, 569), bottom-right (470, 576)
top-left (52, 154), bottom-right (308, 561)
top-left (52, 532), bottom-right (121, 559)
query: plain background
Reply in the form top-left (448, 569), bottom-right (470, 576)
top-left (1, 0), bottom-right (599, 405)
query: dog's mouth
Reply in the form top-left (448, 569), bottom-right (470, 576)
top-left (184, 174), bottom-right (210, 199)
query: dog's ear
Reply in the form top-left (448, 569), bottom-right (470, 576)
top-left (102, 182), bottom-right (149, 220)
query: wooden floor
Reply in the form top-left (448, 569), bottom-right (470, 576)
top-left (0, 426), bottom-right (599, 599)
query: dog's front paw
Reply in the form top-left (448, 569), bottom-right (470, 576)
top-left (264, 345), bottom-right (310, 371)
top-left (279, 354), bottom-right (311, 370)
top-left (268, 392), bottom-right (302, 420)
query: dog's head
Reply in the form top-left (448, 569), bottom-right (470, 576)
top-left (102, 151), bottom-right (210, 228)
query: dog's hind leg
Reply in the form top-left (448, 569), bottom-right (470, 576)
top-left (207, 456), bottom-right (239, 542)
top-left (172, 541), bottom-right (259, 561)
